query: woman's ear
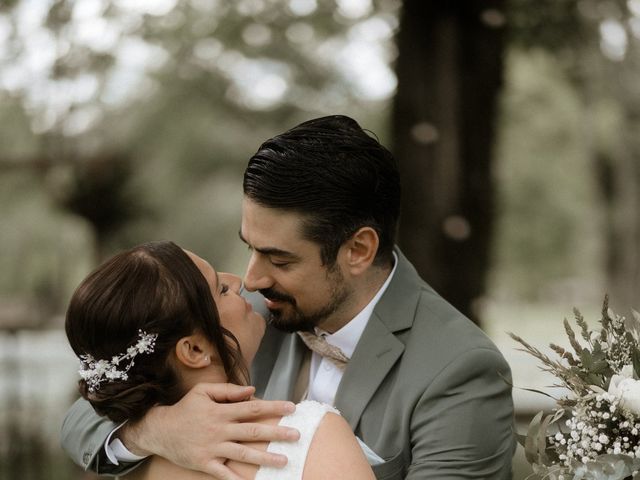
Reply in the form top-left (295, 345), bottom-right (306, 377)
top-left (343, 227), bottom-right (379, 276)
top-left (174, 333), bottom-right (213, 369)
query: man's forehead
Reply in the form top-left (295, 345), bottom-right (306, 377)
top-left (241, 199), bottom-right (304, 235)
top-left (240, 199), bottom-right (318, 255)
top-left (238, 222), bottom-right (305, 253)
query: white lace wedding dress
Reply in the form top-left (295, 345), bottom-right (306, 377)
top-left (255, 401), bottom-right (338, 480)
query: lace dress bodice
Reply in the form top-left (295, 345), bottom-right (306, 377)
top-left (254, 401), bottom-right (338, 480)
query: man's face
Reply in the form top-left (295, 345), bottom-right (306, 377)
top-left (240, 197), bottom-right (353, 333)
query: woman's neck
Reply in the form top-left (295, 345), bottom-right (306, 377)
top-left (179, 364), bottom-right (228, 392)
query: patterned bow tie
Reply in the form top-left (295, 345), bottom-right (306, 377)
top-left (297, 331), bottom-right (350, 370)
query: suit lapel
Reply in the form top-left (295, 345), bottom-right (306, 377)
top-left (262, 333), bottom-right (306, 401)
top-left (334, 312), bottom-right (405, 429)
top-left (334, 248), bottom-right (422, 429)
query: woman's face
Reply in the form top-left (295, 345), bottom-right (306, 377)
top-left (186, 251), bottom-right (266, 367)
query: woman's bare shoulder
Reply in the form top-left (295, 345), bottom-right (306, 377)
top-left (303, 412), bottom-right (375, 480)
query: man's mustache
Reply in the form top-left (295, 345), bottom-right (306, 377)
top-left (260, 288), bottom-right (296, 305)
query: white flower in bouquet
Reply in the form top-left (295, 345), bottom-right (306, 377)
top-left (609, 368), bottom-right (640, 417)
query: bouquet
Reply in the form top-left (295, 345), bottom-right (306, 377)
top-left (511, 296), bottom-right (640, 480)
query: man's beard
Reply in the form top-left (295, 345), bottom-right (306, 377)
top-left (260, 267), bottom-right (351, 333)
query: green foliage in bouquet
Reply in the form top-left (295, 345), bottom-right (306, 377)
top-left (510, 296), bottom-right (640, 480)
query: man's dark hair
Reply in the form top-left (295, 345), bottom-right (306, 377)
top-left (243, 115), bottom-right (401, 266)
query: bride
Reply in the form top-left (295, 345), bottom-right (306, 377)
top-left (64, 240), bottom-right (374, 480)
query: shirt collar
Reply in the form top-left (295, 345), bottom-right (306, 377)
top-left (316, 252), bottom-right (398, 358)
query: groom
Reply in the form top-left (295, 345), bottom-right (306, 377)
top-left (62, 115), bottom-right (515, 479)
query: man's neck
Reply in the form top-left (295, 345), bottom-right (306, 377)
top-left (319, 262), bottom-right (393, 334)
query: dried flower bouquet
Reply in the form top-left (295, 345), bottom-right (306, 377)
top-left (511, 297), bottom-right (640, 480)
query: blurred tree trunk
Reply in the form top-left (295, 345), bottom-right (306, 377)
top-left (593, 71), bottom-right (640, 311)
top-left (392, 1), bottom-right (505, 324)
top-left (595, 145), bottom-right (640, 311)
top-left (614, 116), bottom-right (640, 310)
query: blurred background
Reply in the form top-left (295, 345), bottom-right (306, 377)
top-left (0, 0), bottom-right (638, 478)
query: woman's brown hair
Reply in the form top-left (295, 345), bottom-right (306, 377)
top-left (65, 241), bottom-right (248, 423)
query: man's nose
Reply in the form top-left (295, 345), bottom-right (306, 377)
top-left (243, 253), bottom-right (272, 292)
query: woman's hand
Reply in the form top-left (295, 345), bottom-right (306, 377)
top-left (119, 383), bottom-right (299, 480)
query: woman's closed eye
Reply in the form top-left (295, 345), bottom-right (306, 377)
top-left (220, 283), bottom-right (230, 295)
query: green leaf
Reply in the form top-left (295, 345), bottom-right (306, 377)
top-left (630, 309), bottom-right (640, 336)
top-left (591, 359), bottom-right (610, 374)
top-left (632, 348), bottom-right (640, 379)
top-left (570, 366), bottom-right (583, 376)
top-left (591, 349), bottom-right (606, 362)
top-left (580, 349), bottom-right (594, 368)
top-left (517, 387), bottom-right (558, 399)
top-left (525, 411), bottom-right (544, 465)
top-left (537, 413), bottom-right (557, 465)
top-left (549, 408), bottom-right (566, 424)
top-left (585, 373), bottom-right (604, 386)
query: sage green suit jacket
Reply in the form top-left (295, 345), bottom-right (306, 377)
top-left (61, 248), bottom-right (515, 478)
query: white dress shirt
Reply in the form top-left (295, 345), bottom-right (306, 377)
top-left (104, 421), bottom-right (146, 465)
top-left (306, 253), bottom-right (397, 406)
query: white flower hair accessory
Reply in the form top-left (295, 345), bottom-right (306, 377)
top-left (79, 330), bottom-right (158, 393)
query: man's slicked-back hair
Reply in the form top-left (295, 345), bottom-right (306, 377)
top-left (243, 115), bottom-right (401, 266)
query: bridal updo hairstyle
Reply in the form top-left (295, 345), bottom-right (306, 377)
top-left (65, 241), bottom-right (248, 423)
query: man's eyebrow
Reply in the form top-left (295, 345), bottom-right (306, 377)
top-left (238, 230), bottom-right (301, 260)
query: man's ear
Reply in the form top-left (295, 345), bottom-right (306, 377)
top-left (343, 227), bottom-right (379, 276)
top-left (175, 333), bottom-right (213, 369)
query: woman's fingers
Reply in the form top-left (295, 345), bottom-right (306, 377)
top-left (214, 441), bottom-right (289, 468)
top-left (219, 398), bottom-right (298, 422)
top-left (195, 383), bottom-right (297, 421)
top-left (196, 382), bottom-right (255, 402)
top-left (223, 422), bottom-right (300, 442)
